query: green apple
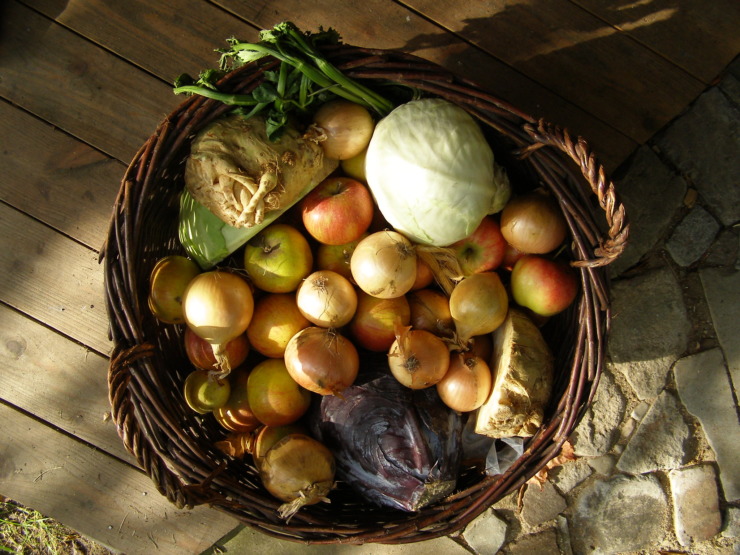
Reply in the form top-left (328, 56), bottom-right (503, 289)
top-left (244, 223), bottom-right (313, 293)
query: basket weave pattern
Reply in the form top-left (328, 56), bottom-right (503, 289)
top-left (101, 45), bottom-right (628, 544)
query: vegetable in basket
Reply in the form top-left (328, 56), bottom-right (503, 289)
top-left (474, 308), bottom-right (554, 438)
top-left (311, 370), bottom-right (463, 512)
top-left (179, 115), bottom-right (337, 268)
top-left (364, 98), bottom-right (512, 247)
top-left (174, 23), bottom-right (403, 269)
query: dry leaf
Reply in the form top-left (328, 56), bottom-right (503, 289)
top-left (529, 441), bottom-right (576, 488)
top-left (517, 441), bottom-right (577, 511)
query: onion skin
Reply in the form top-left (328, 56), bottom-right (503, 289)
top-left (349, 292), bottom-right (411, 352)
top-left (184, 327), bottom-right (249, 371)
top-left (213, 368), bottom-right (261, 433)
top-left (449, 272), bottom-right (508, 346)
top-left (259, 433), bottom-right (336, 520)
top-left (252, 423), bottom-right (307, 470)
top-left (388, 327), bottom-right (450, 389)
top-left (295, 270), bottom-right (358, 328)
top-left (411, 257), bottom-right (435, 290)
top-left (407, 288), bottom-right (454, 338)
top-left (312, 100), bottom-right (374, 160)
top-left (436, 353), bottom-right (492, 412)
top-left (182, 271), bottom-right (254, 375)
top-left (350, 231), bottom-right (417, 299)
top-left (500, 191), bottom-right (567, 254)
top-left (284, 327), bottom-right (360, 396)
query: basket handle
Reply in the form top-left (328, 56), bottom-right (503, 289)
top-left (522, 120), bottom-right (629, 268)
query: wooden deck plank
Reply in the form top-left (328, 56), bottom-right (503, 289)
top-left (26, 0), bottom-right (636, 170)
top-left (0, 203), bottom-right (110, 355)
top-left (215, 0), bottom-right (637, 170)
top-left (573, 0), bottom-right (740, 83)
top-left (0, 0), bottom-right (179, 163)
top-left (20, 0), bottom-right (260, 83)
top-left (399, 0), bottom-right (705, 144)
top-left (0, 304), bottom-right (132, 464)
top-left (0, 402), bottom-right (239, 555)
top-left (0, 101), bottom-right (123, 250)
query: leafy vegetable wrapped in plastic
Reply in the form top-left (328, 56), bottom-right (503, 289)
top-left (311, 370), bottom-right (464, 512)
top-left (179, 115), bottom-right (337, 268)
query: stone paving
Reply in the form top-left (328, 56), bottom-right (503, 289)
top-left (201, 57), bottom-right (739, 554)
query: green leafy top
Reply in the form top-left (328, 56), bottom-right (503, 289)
top-left (174, 22), bottom-right (395, 140)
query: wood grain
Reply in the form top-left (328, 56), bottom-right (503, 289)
top-left (400, 0), bottom-right (705, 143)
top-left (0, 304), bottom-right (132, 463)
top-left (0, 101), bottom-right (123, 250)
top-left (25, 0), bottom-right (636, 170)
top-left (573, 0), bottom-right (740, 83)
top-left (216, 0), bottom-right (637, 169)
top-left (0, 203), bottom-right (110, 355)
top-left (0, 403), bottom-right (238, 555)
top-left (21, 0), bottom-right (260, 82)
top-left (0, 1), bottom-right (179, 163)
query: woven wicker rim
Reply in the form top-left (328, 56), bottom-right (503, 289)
top-left (101, 44), bottom-right (628, 545)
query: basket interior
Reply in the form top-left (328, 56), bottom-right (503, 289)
top-left (103, 45), bottom-right (617, 544)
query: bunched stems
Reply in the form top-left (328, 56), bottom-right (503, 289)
top-left (173, 22), bottom-right (395, 139)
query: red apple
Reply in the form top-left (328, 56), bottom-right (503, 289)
top-left (244, 223), bottom-right (313, 293)
top-left (350, 292), bottom-right (411, 351)
top-left (510, 255), bottom-right (579, 317)
top-left (450, 216), bottom-right (507, 275)
top-left (315, 234), bottom-right (366, 281)
top-left (300, 177), bottom-right (374, 245)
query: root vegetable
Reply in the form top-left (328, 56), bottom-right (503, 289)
top-left (474, 308), bottom-right (554, 438)
top-left (388, 326), bottom-right (450, 389)
top-left (259, 434), bottom-right (336, 520)
top-left (182, 271), bottom-right (254, 375)
top-left (295, 270), bottom-right (358, 328)
top-left (284, 327), bottom-right (359, 396)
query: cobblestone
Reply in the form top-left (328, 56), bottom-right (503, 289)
top-left (669, 464), bottom-right (722, 546)
top-left (674, 348), bottom-right (740, 501)
top-left (617, 390), bottom-right (690, 474)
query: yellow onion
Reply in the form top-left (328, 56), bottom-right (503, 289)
top-left (284, 327), bottom-right (359, 396)
top-left (436, 352), bottom-right (492, 412)
top-left (388, 326), bottom-right (450, 389)
top-left (259, 433), bottom-right (336, 520)
top-left (350, 230), bottom-right (417, 299)
top-left (500, 190), bottom-right (568, 254)
top-left (407, 288), bottom-right (454, 338)
top-left (182, 271), bottom-right (254, 375)
top-left (312, 100), bottom-right (374, 160)
top-left (295, 270), bottom-right (358, 328)
top-left (449, 272), bottom-right (508, 346)
top-left (252, 423), bottom-right (307, 470)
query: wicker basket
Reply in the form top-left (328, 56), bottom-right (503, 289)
top-left (101, 44), bottom-right (628, 545)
